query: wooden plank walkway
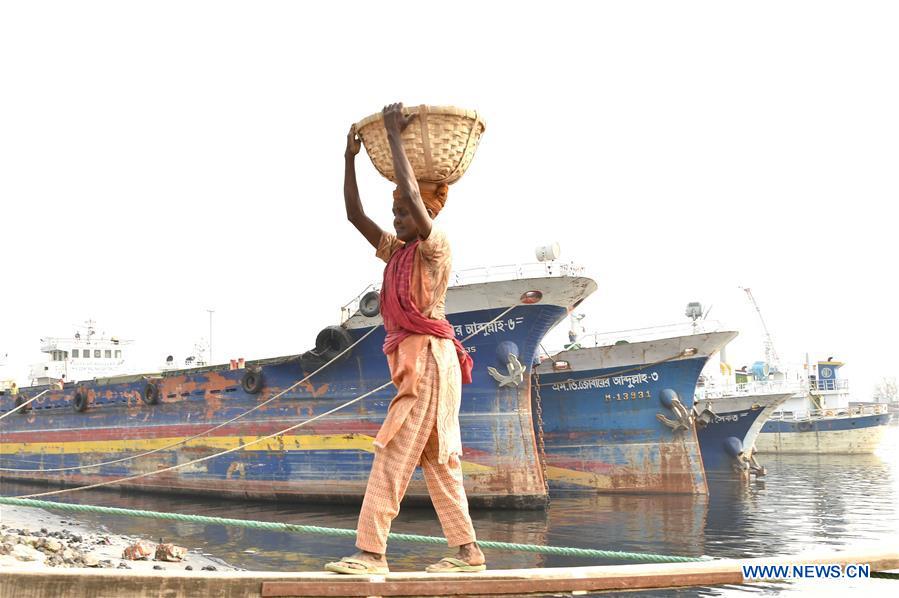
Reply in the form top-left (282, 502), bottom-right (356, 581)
top-left (2, 546), bottom-right (896, 597)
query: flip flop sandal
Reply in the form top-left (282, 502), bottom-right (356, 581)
top-left (324, 557), bottom-right (390, 575)
top-left (425, 556), bottom-right (487, 573)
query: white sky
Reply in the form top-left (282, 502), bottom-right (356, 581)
top-left (1, 1), bottom-right (897, 395)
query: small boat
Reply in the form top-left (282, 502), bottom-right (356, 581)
top-left (693, 352), bottom-right (796, 477)
top-left (532, 317), bottom-right (737, 494)
top-left (694, 384), bottom-right (794, 477)
top-left (755, 359), bottom-right (891, 454)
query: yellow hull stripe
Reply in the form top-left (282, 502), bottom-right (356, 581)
top-left (0, 433), bottom-right (495, 474)
top-left (544, 465), bottom-right (614, 488)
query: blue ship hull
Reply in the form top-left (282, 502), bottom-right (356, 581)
top-left (761, 412), bottom-right (890, 434)
top-left (532, 331), bottom-right (737, 494)
top-left (757, 410), bottom-right (890, 454)
top-left (696, 409), bottom-right (765, 472)
top-left (1, 275), bottom-right (596, 508)
top-left (694, 392), bottom-right (792, 475)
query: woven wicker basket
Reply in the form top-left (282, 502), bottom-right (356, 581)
top-left (355, 105), bottom-right (486, 185)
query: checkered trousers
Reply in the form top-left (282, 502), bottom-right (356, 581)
top-left (355, 348), bottom-right (477, 554)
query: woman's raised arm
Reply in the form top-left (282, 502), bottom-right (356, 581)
top-left (344, 126), bottom-right (384, 249)
top-left (383, 103), bottom-right (432, 240)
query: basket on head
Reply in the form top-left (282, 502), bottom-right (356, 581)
top-left (355, 105), bottom-right (486, 186)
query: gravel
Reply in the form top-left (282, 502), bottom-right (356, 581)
top-left (0, 505), bottom-right (234, 572)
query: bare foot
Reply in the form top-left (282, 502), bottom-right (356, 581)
top-left (326, 550), bottom-right (388, 572)
top-left (426, 542), bottom-right (486, 572)
top-left (456, 542), bottom-right (485, 566)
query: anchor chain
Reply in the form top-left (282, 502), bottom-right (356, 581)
top-left (532, 369), bottom-right (550, 496)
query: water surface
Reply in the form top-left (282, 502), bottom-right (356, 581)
top-left (3, 423), bottom-right (897, 595)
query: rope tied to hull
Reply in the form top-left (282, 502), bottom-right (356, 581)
top-left (0, 496), bottom-right (709, 564)
top-left (0, 389), bottom-right (51, 421)
top-left (5, 305), bottom-right (524, 499)
top-left (0, 326), bottom-right (381, 473)
top-left (0, 305), bottom-right (520, 476)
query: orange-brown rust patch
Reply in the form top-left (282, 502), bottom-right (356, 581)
top-left (156, 370), bottom-right (238, 418)
top-left (658, 438), bottom-right (706, 494)
top-left (298, 380), bottom-right (330, 398)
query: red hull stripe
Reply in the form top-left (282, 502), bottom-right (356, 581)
top-left (0, 420), bottom-right (381, 444)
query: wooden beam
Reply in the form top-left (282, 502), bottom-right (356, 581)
top-left (262, 547), bottom-right (899, 596)
top-left (2, 546), bottom-right (896, 598)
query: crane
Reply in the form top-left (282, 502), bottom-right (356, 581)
top-left (740, 287), bottom-right (781, 372)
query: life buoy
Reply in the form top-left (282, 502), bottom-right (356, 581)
top-left (825, 410), bottom-right (834, 417)
top-left (142, 382), bottom-right (160, 405)
top-left (15, 395), bottom-right (31, 413)
top-left (73, 391), bottom-right (89, 412)
top-left (241, 369), bottom-right (263, 394)
top-left (359, 290), bottom-right (381, 317)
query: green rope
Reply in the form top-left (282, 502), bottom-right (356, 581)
top-left (0, 496), bottom-right (706, 564)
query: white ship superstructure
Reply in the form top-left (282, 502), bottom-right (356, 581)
top-left (28, 320), bottom-right (133, 386)
top-left (756, 358), bottom-right (890, 454)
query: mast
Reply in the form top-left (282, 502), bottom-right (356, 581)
top-left (740, 287), bottom-right (781, 371)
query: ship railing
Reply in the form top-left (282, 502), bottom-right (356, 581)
top-left (450, 261), bottom-right (585, 286)
top-left (809, 379), bottom-right (849, 392)
top-left (340, 283), bottom-right (380, 323)
top-left (768, 403), bottom-right (888, 421)
top-left (339, 261), bottom-right (585, 324)
top-left (698, 379), bottom-right (801, 400)
top-left (579, 320), bottom-right (726, 348)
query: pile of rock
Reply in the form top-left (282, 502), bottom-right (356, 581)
top-left (0, 525), bottom-right (108, 568)
top-left (0, 516), bottom-right (231, 572)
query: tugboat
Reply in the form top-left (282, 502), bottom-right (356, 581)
top-left (755, 358), bottom-right (891, 454)
top-left (693, 355), bottom-right (795, 478)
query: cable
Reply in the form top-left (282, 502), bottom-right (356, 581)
top-left (11, 304), bottom-right (522, 498)
top-left (0, 389), bottom-right (51, 421)
top-left (0, 327), bottom-right (378, 472)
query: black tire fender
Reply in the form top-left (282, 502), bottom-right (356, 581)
top-left (73, 390), bottom-right (89, 412)
top-left (241, 368), bottom-right (264, 394)
top-left (315, 326), bottom-right (353, 361)
top-left (142, 382), bottom-right (160, 405)
top-left (15, 395), bottom-right (31, 413)
top-left (301, 326), bottom-right (355, 372)
top-left (359, 290), bottom-right (381, 317)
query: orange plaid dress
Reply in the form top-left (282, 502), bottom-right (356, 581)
top-left (354, 227), bottom-right (477, 554)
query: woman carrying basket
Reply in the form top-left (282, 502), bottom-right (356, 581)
top-left (324, 103), bottom-right (485, 575)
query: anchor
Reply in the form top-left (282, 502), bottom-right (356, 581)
top-left (656, 388), bottom-right (693, 432)
top-left (488, 341), bottom-right (526, 388)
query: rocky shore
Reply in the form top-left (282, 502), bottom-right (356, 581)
top-left (0, 504), bottom-right (234, 572)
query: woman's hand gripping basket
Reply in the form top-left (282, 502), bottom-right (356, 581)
top-left (354, 105), bottom-right (486, 185)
